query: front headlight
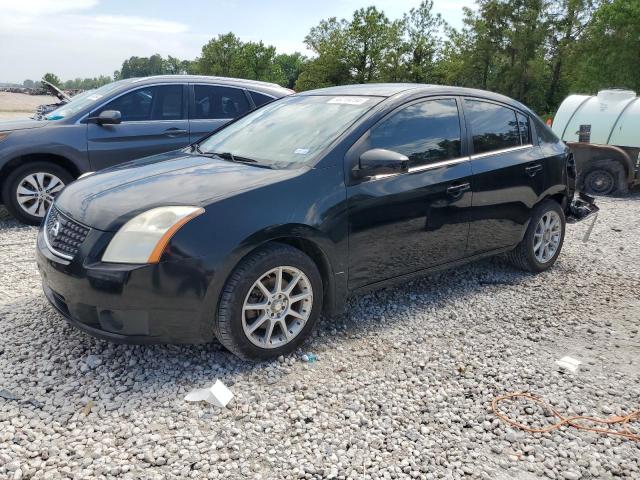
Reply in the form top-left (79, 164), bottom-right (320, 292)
top-left (102, 206), bottom-right (204, 264)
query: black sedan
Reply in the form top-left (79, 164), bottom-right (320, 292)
top-left (36, 84), bottom-right (597, 359)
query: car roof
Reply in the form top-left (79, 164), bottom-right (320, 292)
top-left (298, 83), bottom-right (532, 113)
top-left (124, 75), bottom-right (292, 96)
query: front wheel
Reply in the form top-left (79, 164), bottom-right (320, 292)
top-left (2, 162), bottom-right (73, 225)
top-left (214, 243), bottom-right (323, 360)
top-left (507, 199), bottom-right (566, 273)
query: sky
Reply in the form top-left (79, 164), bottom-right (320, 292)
top-left (0, 0), bottom-right (476, 84)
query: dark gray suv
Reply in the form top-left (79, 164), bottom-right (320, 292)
top-left (0, 75), bottom-right (292, 224)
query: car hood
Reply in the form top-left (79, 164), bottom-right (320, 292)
top-left (55, 150), bottom-right (303, 231)
top-left (41, 79), bottom-right (71, 102)
top-left (0, 119), bottom-right (47, 131)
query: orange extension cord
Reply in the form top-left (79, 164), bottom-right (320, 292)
top-left (492, 392), bottom-right (640, 441)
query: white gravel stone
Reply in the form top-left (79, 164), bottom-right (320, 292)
top-left (1, 194), bottom-right (639, 479)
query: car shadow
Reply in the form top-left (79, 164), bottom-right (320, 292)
top-left (0, 206), bottom-right (39, 231)
top-left (0, 254), bottom-right (538, 414)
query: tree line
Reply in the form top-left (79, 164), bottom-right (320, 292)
top-left (29, 0), bottom-right (639, 115)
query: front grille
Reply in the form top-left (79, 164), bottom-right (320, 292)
top-left (44, 205), bottom-right (89, 260)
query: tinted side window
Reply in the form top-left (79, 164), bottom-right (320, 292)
top-left (193, 85), bottom-right (250, 119)
top-left (516, 112), bottom-right (531, 144)
top-left (532, 116), bottom-right (559, 144)
top-left (250, 91), bottom-right (275, 107)
top-left (100, 85), bottom-right (184, 122)
top-left (465, 100), bottom-right (520, 154)
top-left (366, 98), bottom-right (462, 168)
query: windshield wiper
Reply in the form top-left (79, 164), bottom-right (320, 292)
top-left (211, 151), bottom-right (258, 164)
top-left (190, 145), bottom-right (273, 168)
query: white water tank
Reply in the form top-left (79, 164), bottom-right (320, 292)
top-left (552, 89), bottom-right (640, 148)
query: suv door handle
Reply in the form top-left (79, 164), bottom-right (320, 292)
top-left (446, 182), bottom-right (470, 198)
top-left (163, 128), bottom-right (187, 137)
top-left (525, 163), bottom-right (543, 177)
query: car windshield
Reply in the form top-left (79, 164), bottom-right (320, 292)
top-left (198, 94), bottom-right (382, 167)
top-left (44, 80), bottom-right (132, 120)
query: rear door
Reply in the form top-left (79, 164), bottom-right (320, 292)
top-left (346, 97), bottom-right (473, 289)
top-left (188, 84), bottom-right (252, 143)
top-left (87, 84), bottom-right (189, 170)
top-left (462, 98), bottom-right (545, 255)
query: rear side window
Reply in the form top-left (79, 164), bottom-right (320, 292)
top-left (193, 85), bottom-right (250, 119)
top-left (250, 91), bottom-right (275, 107)
top-left (532, 116), bottom-right (560, 145)
top-left (516, 112), bottom-right (531, 144)
top-left (464, 100), bottom-right (520, 154)
top-left (100, 85), bottom-right (184, 122)
top-left (365, 98), bottom-right (462, 168)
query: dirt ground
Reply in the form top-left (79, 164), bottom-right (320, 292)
top-left (0, 92), bottom-right (57, 121)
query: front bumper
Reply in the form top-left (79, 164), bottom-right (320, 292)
top-left (36, 230), bottom-right (215, 344)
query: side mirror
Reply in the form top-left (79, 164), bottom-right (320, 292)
top-left (89, 110), bottom-right (121, 125)
top-left (354, 149), bottom-right (409, 178)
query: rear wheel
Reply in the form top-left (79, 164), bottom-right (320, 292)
top-left (2, 162), bottom-right (73, 225)
top-left (214, 243), bottom-right (323, 360)
top-left (507, 199), bottom-right (565, 273)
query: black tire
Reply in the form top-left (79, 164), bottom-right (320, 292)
top-left (506, 199), bottom-right (566, 273)
top-left (582, 161), bottom-right (625, 196)
top-left (2, 161), bottom-right (74, 225)
top-left (214, 243), bottom-right (323, 360)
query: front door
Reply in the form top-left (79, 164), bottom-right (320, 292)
top-left (188, 84), bottom-right (251, 143)
top-left (87, 84), bottom-right (189, 171)
top-left (462, 99), bottom-right (546, 255)
top-left (346, 98), bottom-right (473, 290)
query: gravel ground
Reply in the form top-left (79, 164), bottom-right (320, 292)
top-left (0, 194), bottom-right (639, 480)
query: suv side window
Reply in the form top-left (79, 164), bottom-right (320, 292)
top-left (365, 98), bottom-right (462, 168)
top-left (249, 91), bottom-right (275, 107)
top-left (464, 99), bottom-right (520, 154)
top-left (100, 85), bottom-right (184, 122)
top-left (193, 85), bottom-right (250, 119)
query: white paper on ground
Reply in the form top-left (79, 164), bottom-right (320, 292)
top-left (184, 380), bottom-right (234, 407)
top-left (555, 356), bottom-right (582, 373)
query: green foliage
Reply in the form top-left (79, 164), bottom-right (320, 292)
top-left (62, 76), bottom-right (112, 90)
top-left (114, 54), bottom-right (192, 80)
top-left (42, 73), bottom-right (61, 87)
top-left (569, 0), bottom-right (640, 94)
top-left (40, 0), bottom-right (637, 114)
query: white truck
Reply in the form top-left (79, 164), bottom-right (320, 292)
top-left (552, 89), bottom-right (640, 195)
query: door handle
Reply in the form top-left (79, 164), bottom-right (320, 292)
top-left (525, 163), bottom-right (543, 177)
top-left (446, 182), bottom-right (470, 198)
top-left (163, 128), bottom-right (187, 137)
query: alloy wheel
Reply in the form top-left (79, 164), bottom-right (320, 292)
top-left (533, 211), bottom-right (562, 263)
top-left (242, 266), bottom-right (313, 349)
top-left (15, 172), bottom-right (65, 218)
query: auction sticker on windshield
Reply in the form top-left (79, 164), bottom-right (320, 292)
top-left (327, 97), bottom-right (369, 105)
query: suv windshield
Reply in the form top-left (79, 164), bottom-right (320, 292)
top-left (45, 80), bottom-right (132, 120)
top-left (198, 95), bottom-right (381, 167)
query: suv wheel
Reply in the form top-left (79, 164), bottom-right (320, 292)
top-left (214, 243), bottom-right (323, 360)
top-left (2, 162), bottom-right (73, 225)
top-left (507, 199), bottom-right (566, 272)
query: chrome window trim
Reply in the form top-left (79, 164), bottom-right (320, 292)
top-left (470, 144), bottom-right (533, 160)
top-left (43, 207), bottom-right (74, 260)
top-left (408, 156), bottom-right (470, 173)
top-left (371, 156), bottom-right (471, 181)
